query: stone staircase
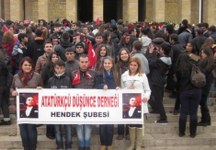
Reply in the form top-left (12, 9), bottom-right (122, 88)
top-left (0, 90), bottom-right (216, 150)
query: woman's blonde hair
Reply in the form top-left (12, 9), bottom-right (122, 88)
top-left (129, 57), bottom-right (143, 76)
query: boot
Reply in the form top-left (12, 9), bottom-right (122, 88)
top-left (136, 128), bottom-right (145, 150)
top-left (190, 120), bottom-right (197, 138)
top-left (179, 119), bottom-right (186, 137)
top-left (107, 146), bottom-right (112, 150)
top-left (100, 145), bottom-right (106, 150)
top-left (127, 127), bottom-right (136, 150)
top-left (198, 109), bottom-right (211, 126)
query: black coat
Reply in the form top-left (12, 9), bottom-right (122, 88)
top-left (147, 53), bottom-right (171, 87)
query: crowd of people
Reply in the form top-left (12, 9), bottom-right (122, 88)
top-left (0, 18), bottom-right (216, 150)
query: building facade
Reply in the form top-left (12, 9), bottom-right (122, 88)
top-left (0, 0), bottom-right (215, 25)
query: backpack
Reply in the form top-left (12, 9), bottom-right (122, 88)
top-left (190, 64), bottom-right (206, 88)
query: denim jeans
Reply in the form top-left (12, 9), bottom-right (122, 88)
top-left (19, 124), bottom-right (37, 150)
top-left (55, 125), bottom-right (72, 149)
top-left (76, 125), bottom-right (92, 147)
top-left (180, 89), bottom-right (201, 121)
top-left (99, 125), bottom-right (114, 146)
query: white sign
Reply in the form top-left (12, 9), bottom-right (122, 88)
top-left (16, 89), bottom-right (147, 124)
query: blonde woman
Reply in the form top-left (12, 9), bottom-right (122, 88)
top-left (121, 57), bottom-right (151, 150)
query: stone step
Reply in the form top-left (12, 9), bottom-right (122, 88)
top-left (1, 118), bottom-right (216, 138)
top-left (144, 145), bottom-right (216, 150)
top-left (144, 122), bottom-right (216, 134)
top-left (1, 132), bottom-right (216, 149)
top-left (145, 113), bottom-right (216, 123)
top-left (0, 134), bottom-right (130, 150)
top-left (143, 132), bottom-right (216, 146)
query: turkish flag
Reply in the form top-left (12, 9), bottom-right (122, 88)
top-left (2, 25), bottom-right (9, 33)
top-left (87, 42), bottom-right (97, 69)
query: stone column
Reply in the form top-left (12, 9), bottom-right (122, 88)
top-left (145, 0), bottom-right (153, 22)
top-left (9, 0), bottom-right (24, 21)
top-left (38, 0), bottom-right (49, 21)
top-left (66, 0), bottom-right (77, 22)
top-left (180, 0), bottom-right (192, 23)
top-left (93, 0), bottom-right (103, 21)
top-left (0, 0), bottom-right (2, 19)
top-left (123, 0), bottom-right (138, 23)
top-left (204, 0), bottom-right (216, 25)
top-left (152, 0), bottom-right (165, 22)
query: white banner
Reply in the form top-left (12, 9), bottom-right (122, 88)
top-left (16, 89), bottom-right (147, 124)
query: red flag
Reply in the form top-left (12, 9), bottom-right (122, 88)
top-left (88, 42), bottom-right (97, 69)
top-left (2, 25), bottom-right (9, 33)
top-left (95, 17), bottom-right (100, 25)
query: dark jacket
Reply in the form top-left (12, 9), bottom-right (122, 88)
top-left (71, 69), bottom-right (96, 89)
top-left (95, 71), bottom-right (117, 89)
top-left (175, 53), bottom-right (197, 91)
top-left (47, 73), bottom-right (71, 89)
top-left (29, 38), bottom-right (45, 65)
top-left (65, 60), bottom-right (79, 78)
top-left (123, 106), bottom-right (141, 119)
top-left (41, 63), bottom-right (55, 88)
top-left (54, 39), bottom-right (72, 61)
top-left (191, 35), bottom-right (207, 55)
top-left (147, 53), bottom-right (171, 87)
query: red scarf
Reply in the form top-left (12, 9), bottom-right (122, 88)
top-left (72, 70), bottom-right (92, 85)
top-left (18, 71), bottom-right (34, 86)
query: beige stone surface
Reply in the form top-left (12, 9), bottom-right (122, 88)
top-left (180, 0), bottom-right (192, 23)
top-left (38, 0), bottom-right (48, 21)
top-left (66, 0), bottom-right (77, 22)
top-left (93, 0), bottom-right (103, 21)
top-left (9, 0), bottom-right (24, 21)
top-left (204, 0), bottom-right (216, 25)
top-left (153, 0), bottom-right (165, 22)
top-left (25, 0), bottom-right (38, 22)
top-left (165, 0), bottom-right (179, 23)
top-left (48, 0), bottom-right (66, 21)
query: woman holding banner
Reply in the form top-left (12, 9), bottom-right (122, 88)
top-left (10, 57), bottom-right (43, 150)
top-left (121, 57), bottom-right (151, 150)
top-left (95, 56), bottom-right (120, 150)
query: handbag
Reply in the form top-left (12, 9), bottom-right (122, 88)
top-left (190, 64), bottom-right (206, 88)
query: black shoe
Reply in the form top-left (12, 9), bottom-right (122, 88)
top-left (190, 133), bottom-right (196, 138)
top-left (173, 109), bottom-right (179, 115)
top-left (197, 121), bottom-right (210, 127)
top-left (155, 119), bottom-right (168, 124)
top-left (179, 133), bottom-right (185, 137)
top-left (84, 147), bottom-right (90, 150)
top-left (0, 119), bottom-right (11, 125)
top-left (46, 134), bottom-right (55, 140)
top-left (150, 110), bottom-right (159, 114)
top-left (78, 147), bottom-right (84, 150)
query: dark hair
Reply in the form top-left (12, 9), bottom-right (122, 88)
top-left (133, 40), bottom-right (142, 51)
top-left (118, 47), bottom-right (130, 61)
top-left (62, 32), bottom-right (70, 41)
top-left (201, 22), bottom-right (209, 29)
top-left (176, 53), bottom-right (192, 77)
top-left (19, 56), bottom-right (34, 70)
top-left (141, 27), bottom-right (150, 35)
top-left (161, 42), bottom-right (171, 56)
top-left (170, 33), bottom-right (179, 43)
top-left (35, 28), bottom-right (43, 37)
top-left (54, 60), bottom-right (65, 67)
top-left (78, 53), bottom-right (88, 60)
top-left (95, 32), bottom-right (103, 37)
top-left (209, 25), bottom-right (216, 32)
top-left (65, 47), bottom-right (75, 52)
top-left (18, 33), bottom-right (27, 41)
